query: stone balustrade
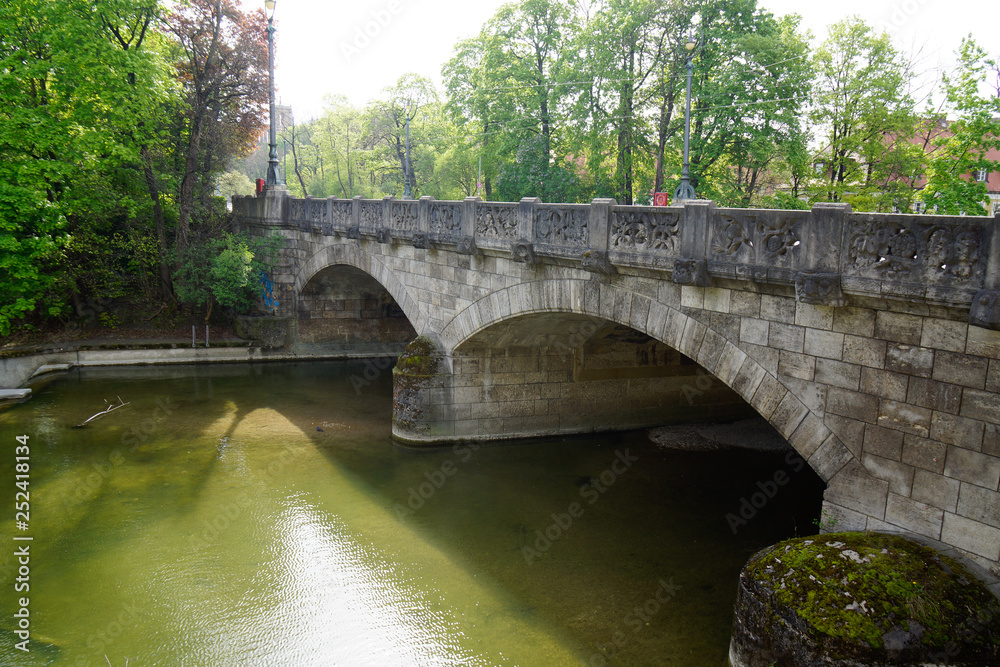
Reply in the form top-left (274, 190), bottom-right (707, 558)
top-left (233, 193), bottom-right (1000, 329)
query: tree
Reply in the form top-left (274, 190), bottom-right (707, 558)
top-left (365, 74), bottom-right (438, 197)
top-left (810, 18), bottom-right (916, 206)
top-left (0, 0), bottom-right (172, 333)
top-left (919, 37), bottom-right (1000, 215)
top-left (99, 0), bottom-right (178, 300)
top-left (166, 0), bottom-right (269, 248)
top-left (312, 95), bottom-right (366, 197)
top-left (443, 0), bottom-right (575, 201)
top-left (574, 0), bottom-right (668, 203)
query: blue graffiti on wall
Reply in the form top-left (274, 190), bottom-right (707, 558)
top-left (259, 270), bottom-right (279, 310)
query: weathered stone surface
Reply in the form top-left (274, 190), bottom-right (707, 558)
top-left (967, 324), bottom-right (1000, 359)
top-left (815, 358), bottom-right (862, 391)
top-left (862, 454), bottom-right (914, 496)
top-left (944, 447), bottom-right (1000, 490)
top-left (740, 318), bottom-right (769, 346)
top-left (933, 350), bottom-right (989, 389)
top-left (824, 414), bottom-right (865, 457)
top-left (906, 377), bottom-right (962, 414)
top-left (778, 351), bottom-right (815, 381)
top-left (957, 483), bottom-right (1000, 530)
top-left (808, 436), bottom-right (853, 481)
top-left (864, 424), bottom-right (904, 460)
top-left (941, 512), bottom-right (1000, 561)
top-left (885, 492), bottom-right (942, 538)
top-left (804, 328), bottom-right (845, 360)
top-left (843, 335), bottom-right (887, 368)
top-left (860, 367), bottom-right (908, 401)
top-left (877, 399), bottom-right (932, 438)
top-left (832, 307), bottom-right (876, 338)
top-left (234, 315), bottom-right (295, 349)
top-left (875, 311), bottom-right (924, 345)
top-left (795, 302), bottom-right (836, 330)
top-left (826, 387), bottom-right (878, 423)
top-left (885, 344), bottom-right (934, 377)
top-left (729, 533), bottom-right (1000, 667)
top-left (960, 388), bottom-right (1000, 423)
top-left (930, 412), bottom-right (984, 451)
top-left (920, 318), bottom-right (968, 353)
top-left (911, 469), bottom-right (960, 512)
top-left (760, 294), bottom-right (796, 324)
top-left (825, 461), bottom-right (888, 517)
top-left (901, 435), bottom-right (947, 474)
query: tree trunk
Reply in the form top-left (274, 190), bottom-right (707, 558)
top-left (141, 145), bottom-right (172, 300)
top-left (176, 112), bottom-right (203, 249)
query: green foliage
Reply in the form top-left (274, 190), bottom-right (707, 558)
top-left (495, 135), bottom-right (585, 202)
top-left (0, 0), bottom-right (173, 334)
top-left (919, 38), bottom-right (1000, 215)
top-left (809, 18), bottom-right (916, 208)
top-left (173, 232), bottom-right (284, 318)
top-left (217, 171), bottom-right (255, 198)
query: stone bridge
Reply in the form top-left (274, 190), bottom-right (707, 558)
top-left (233, 188), bottom-right (1000, 575)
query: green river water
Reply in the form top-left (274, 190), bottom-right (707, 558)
top-left (0, 360), bottom-right (823, 666)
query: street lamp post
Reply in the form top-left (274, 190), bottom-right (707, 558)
top-left (403, 107), bottom-right (415, 198)
top-left (674, 29), bottom-right (700, 202)
top-left (264, 0), bottom-right (279, 187)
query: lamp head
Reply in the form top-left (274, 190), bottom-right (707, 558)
top-left (265, 0), bottom-right (275, 17)
top-left (685, 29), bottom-right (697, 51)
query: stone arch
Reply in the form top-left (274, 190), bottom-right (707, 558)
top-left (294, 241), bottom-right (428, 336)
top-left (439, 279), bottom-right (862, 489)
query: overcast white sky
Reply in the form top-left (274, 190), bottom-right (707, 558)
top-left (264, 0), bottom-right (998, 121)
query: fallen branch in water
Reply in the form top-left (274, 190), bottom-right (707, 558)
top-left (76, 396), bottom-right (130, 427)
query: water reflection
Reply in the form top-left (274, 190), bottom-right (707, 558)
top-left (0, 361), bottom-right (823, 666)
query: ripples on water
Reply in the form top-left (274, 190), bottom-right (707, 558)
top-left (0, 361), bottom-right (823, 666)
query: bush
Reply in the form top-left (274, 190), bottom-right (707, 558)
top-left (172, 232), bottom-right (284, 321)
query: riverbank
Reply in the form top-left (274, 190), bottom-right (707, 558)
top-left (0, 324), bottom-right (402, 395)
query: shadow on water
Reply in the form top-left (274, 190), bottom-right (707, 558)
top-left (0, 360), bottom-right (825, 666)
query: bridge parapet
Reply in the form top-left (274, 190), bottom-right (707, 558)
top-left (233, 192), bottom-right (1000, 329)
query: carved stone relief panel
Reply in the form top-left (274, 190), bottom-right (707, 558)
top-left (847, 218), bottom-right (983, 280)
top-left (392, 202), bottom-right (418, 231)
top-left (359, 202), bottom-right (381, 230)
top-left (536, 207), bottom-right (589, 247)
top-left (795, 272), bottom-right (846, 306)
top-left (970, 289), bottom-right (1000, 330)
top-left (330, 202), bottom-right (352, 227)
top-left (610, 208), bottom-right (679, 252)
top-left (476, 204), bottom-right (518, 239)
top-left (512, 241), bottom-right (537, 264)
top-left (430, 203), bottom-right (463, 235)
top-left (711, 211), bottom-right (802, 261)
top-left (307, 199), bottom-right (327, 224)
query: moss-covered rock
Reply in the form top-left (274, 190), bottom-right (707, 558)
top-left (730, 532), bottom-right (1000, 666)
top-left (392, 335), bottom-right (444, 434)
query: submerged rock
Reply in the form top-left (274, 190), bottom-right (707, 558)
top-left (729, 532), bottom-right (1000, 666)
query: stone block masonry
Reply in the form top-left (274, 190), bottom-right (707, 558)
top-left (234, 189), bottom-right (1000, 573)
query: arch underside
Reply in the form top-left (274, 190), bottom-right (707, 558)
top-left (292, 245), bottom-right (421, 355)
top-left (294, 243), bottom-right (428, 336)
